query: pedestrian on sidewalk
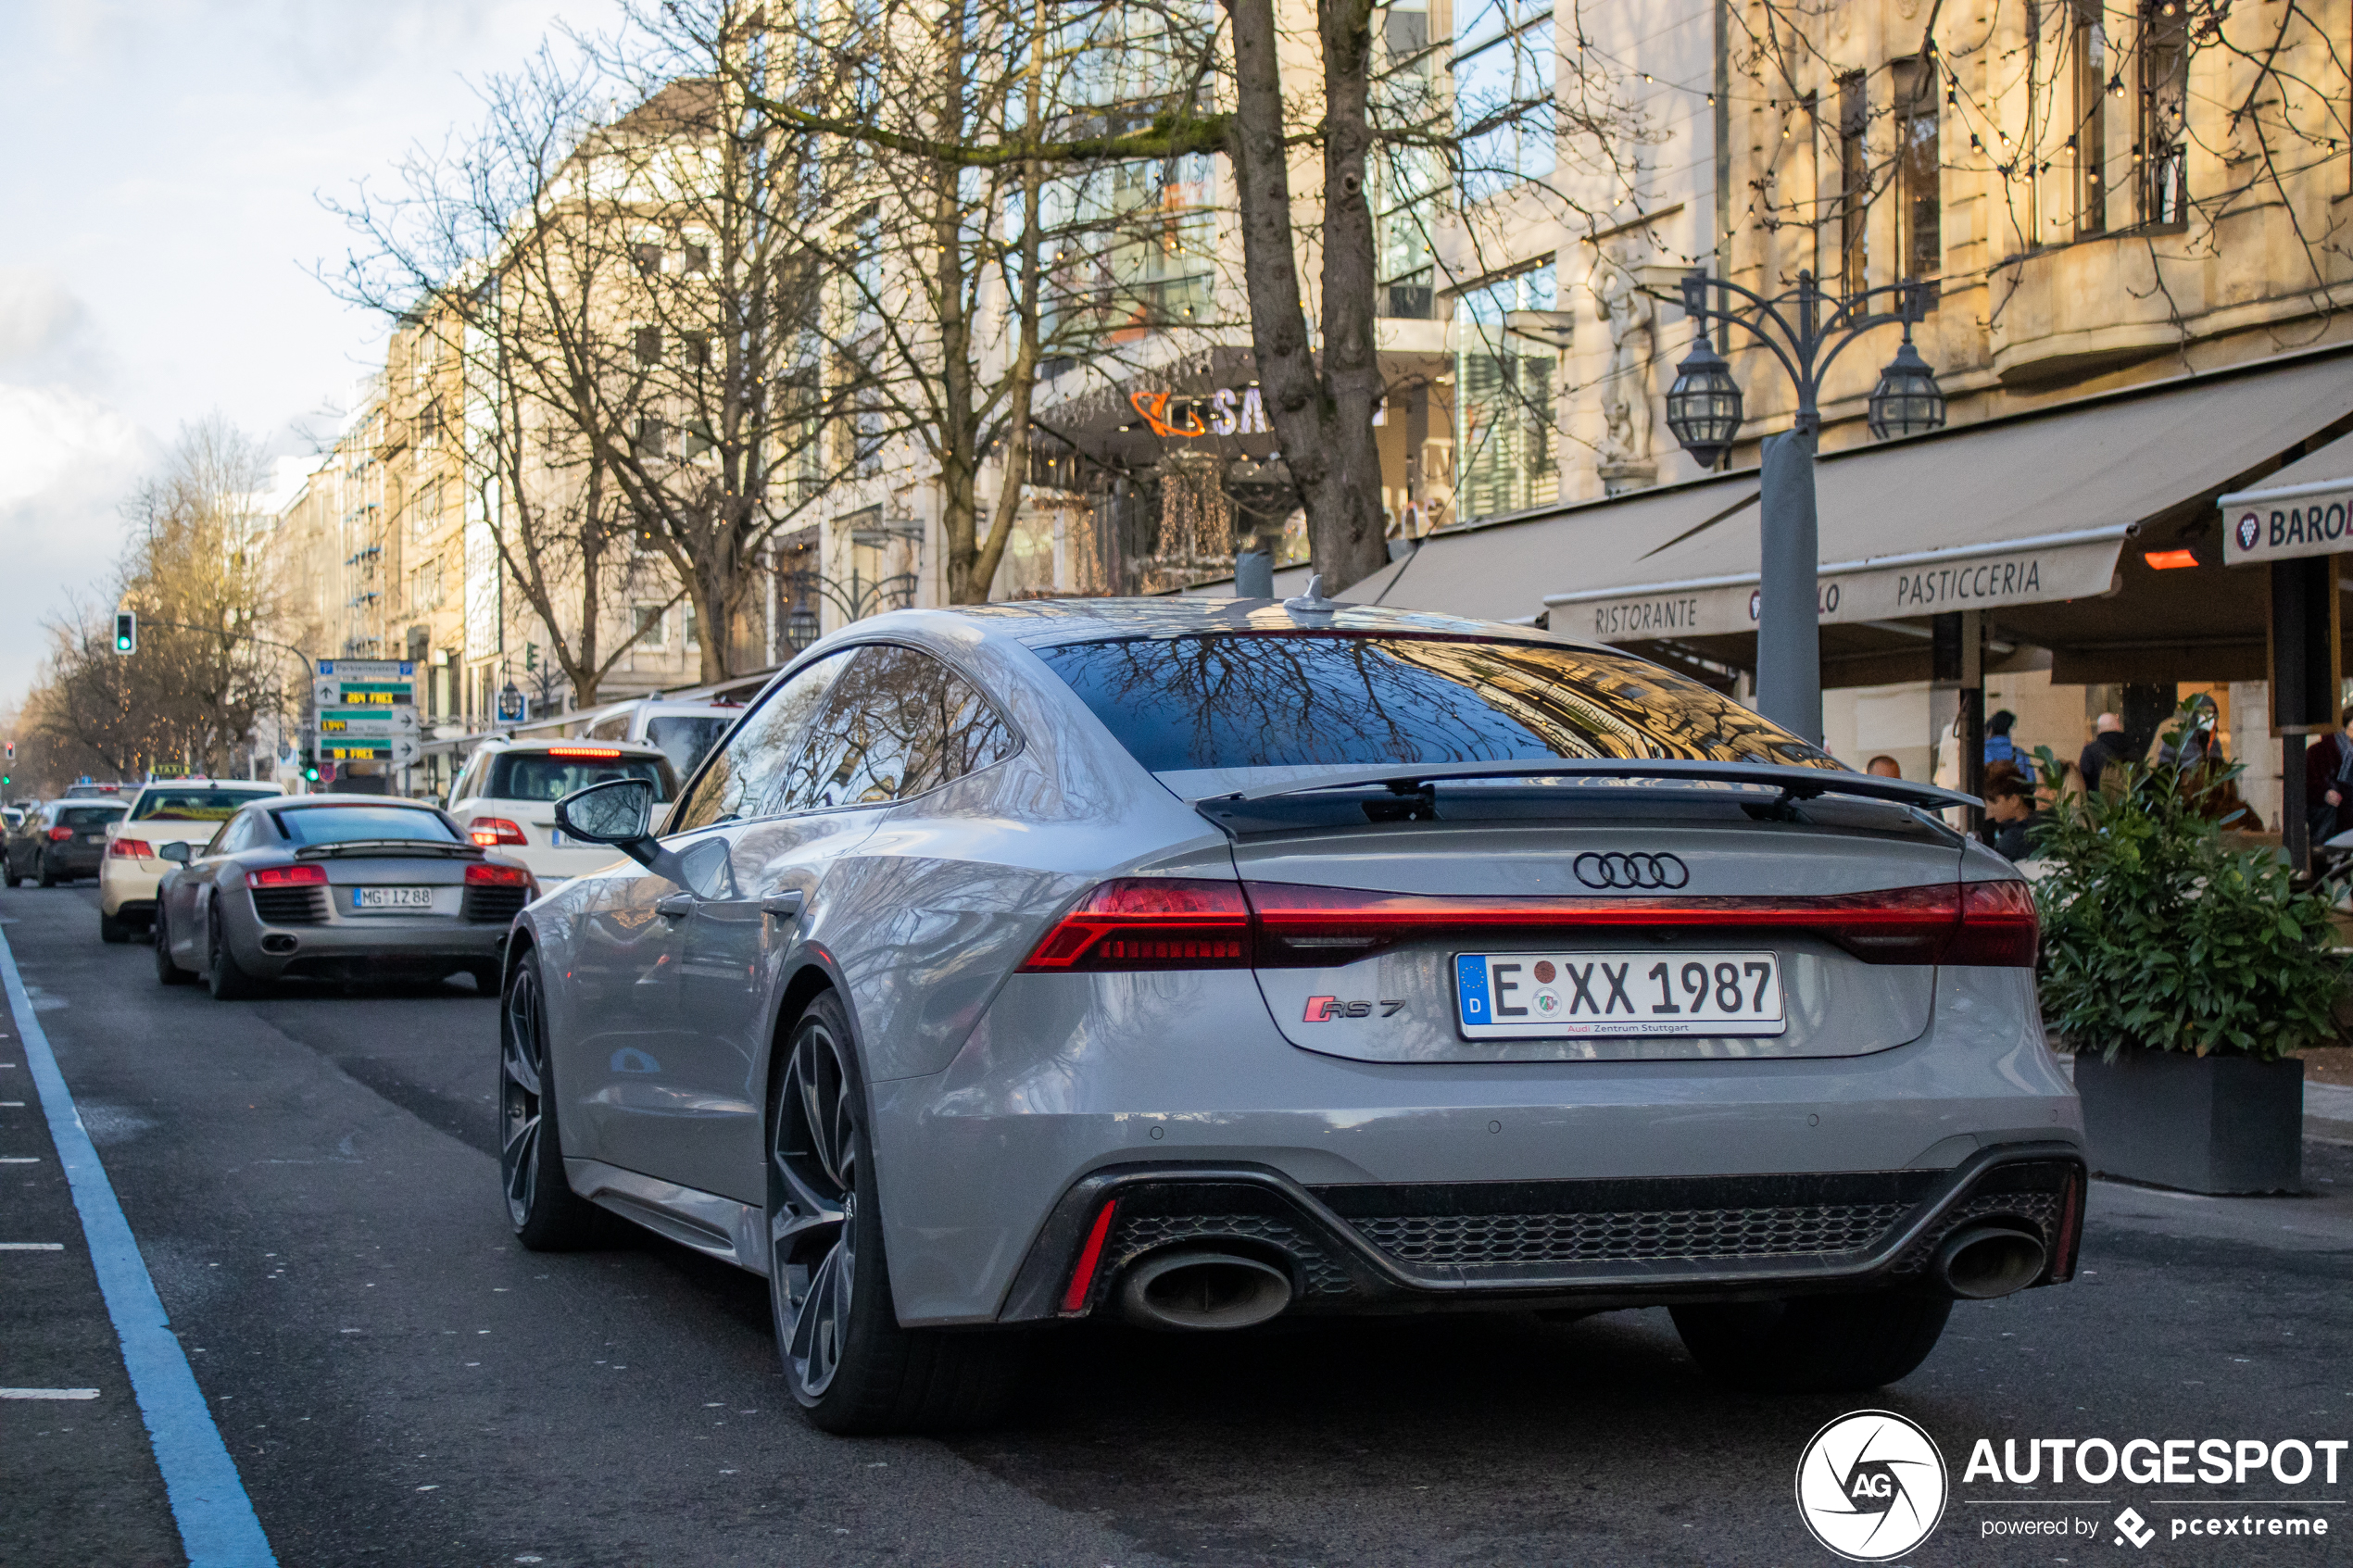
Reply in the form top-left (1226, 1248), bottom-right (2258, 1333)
top-left (2079, 712), bottom-right (2134, 795)
top-left (1984, 709), bottom-right (2022, 770)
top-left (1983, 771), bottom-right (2045, 861)
top-left (2304, 704), bottom-right (2353, 845)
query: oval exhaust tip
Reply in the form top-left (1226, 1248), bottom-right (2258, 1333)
top-left (1934, 1223), bottom-right (2046, 1300)
top-left (1118, 1250), bottom-right (1293, 1331)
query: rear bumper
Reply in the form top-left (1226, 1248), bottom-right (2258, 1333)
top-left (232, 917), bottom-right (509, 977)
top-left (868, 966), bottom-right (2082, 1325)
top-left (1000, 1142), bottom-right (2084, 1322)
top-left (99, 860), bottom-right (162, 916)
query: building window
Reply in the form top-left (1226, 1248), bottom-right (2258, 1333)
top-left (2137, 0), bottom-right (2188, 227)
top-left (1889, 56), bottom-right (1942, 283)
top-left (633, 326), bottom-right (661, 365)
top-left (633, 604), bottom-right (668, 650)
top-left (632, 241), bottom-right (663, 276)
top-left (682, 242), bottom-right (710, 274)
top-left (1837, 71), bottom-right (1869, 298)
top-left (633, 416), bottom-right (668, 460)
top-left (1454, 260), bottom-right (1558, 522)
top-left (2073, 0), bottom-right (2108, 234)
top-left (1454, 0), bottom-right (1554, 201)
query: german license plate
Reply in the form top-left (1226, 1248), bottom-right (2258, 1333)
top-left (356, 886), bottom-right (434, 911)
top-left (1454, 951), bottom-right (1785, 1038)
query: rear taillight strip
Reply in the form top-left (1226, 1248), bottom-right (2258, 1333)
top-left (1019, 877), bottom-right (2037, 972)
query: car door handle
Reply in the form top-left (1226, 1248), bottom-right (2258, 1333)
top-left (761, 892), bottom-right (805, 924)
top-left (655, 893), bottom-right (695, 920)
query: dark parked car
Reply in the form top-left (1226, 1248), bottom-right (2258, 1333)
top-left (6, 799), bottom-right (130, 886)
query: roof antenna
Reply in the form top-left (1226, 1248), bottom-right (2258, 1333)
top-left (1282, 573), bottom-right (1340, 616)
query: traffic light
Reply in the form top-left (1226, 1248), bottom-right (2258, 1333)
top-left (112, 611), bottom-right (136, 655)
top-left (524, 641), bottom-right (539, 674)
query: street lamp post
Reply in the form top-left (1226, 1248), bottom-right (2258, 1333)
top-left (1662, 270), bottom-right (1946, 743)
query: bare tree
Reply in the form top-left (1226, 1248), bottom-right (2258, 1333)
top-left (31, 423), bottom-right (285, 778)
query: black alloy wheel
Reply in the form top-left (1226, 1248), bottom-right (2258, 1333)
top-left (767, 990), bottom-right (1020, 1434)
top-left (205, 905), bottom-right (264, 1000)
top-left (153, 912), bottom-right (191, 985)
top-left (498, 953), bottom-right (603, 1248)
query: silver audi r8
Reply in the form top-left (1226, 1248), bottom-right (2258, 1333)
top-left (502, 596), bottom-right (2083, 1434)
top-left (154, 796), bottom-right (535, 998)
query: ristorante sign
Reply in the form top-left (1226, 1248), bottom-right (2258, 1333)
top-left (1552, 531), bottom-right (2126, 646)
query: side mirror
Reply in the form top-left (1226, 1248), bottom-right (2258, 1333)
top-left (554, 777), bottom-right (679, 880)
top-left (158, 841), bottom-right (193, 865)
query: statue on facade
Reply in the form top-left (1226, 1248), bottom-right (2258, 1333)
top-left (1592, 245), bottom-right (1656, 477)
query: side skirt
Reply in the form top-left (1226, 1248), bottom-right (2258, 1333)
top-left (563, 1158), bottom-right (768, 1277)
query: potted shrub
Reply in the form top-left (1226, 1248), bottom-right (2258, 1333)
top-left (2030, 713), bottom-right (2344, 1194)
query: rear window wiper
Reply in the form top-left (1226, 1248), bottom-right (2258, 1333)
top-left (1194, 758), bottom-right (1979, 813)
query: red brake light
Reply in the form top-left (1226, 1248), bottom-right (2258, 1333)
top-left (465, 862), bottom-right (534, 887)
top-left (469, 817), bottom-right (528, 847)
top-left (46, 826), bottom-right (72, 841)
top-left (109, 837), bottom-right (154, 859)
top-left (1020, 878), bottom-right (2037, 974)
top-left (547, 746), bottom-right (623, 759)
top-left (1060, 1200), bottom-right (1120, 1314)
top-left (1245, 881), bottom-right (1980, 967)
top-left (1018, 879), bottom-right (1251, 971)
top-left (245, 864), bottom-right (328, 888)
top-left (1944, 878), bottom-right (2038, 967)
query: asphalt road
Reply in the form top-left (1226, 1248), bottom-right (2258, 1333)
top-left (4, 878), bottom-right (2351, 1568)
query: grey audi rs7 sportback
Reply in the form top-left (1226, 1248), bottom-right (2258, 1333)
top-left (502, 595), bottom-right (2083, 1434)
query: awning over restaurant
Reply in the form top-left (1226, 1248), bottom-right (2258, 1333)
top-left (1333, 343), bottom-right (2353, 675)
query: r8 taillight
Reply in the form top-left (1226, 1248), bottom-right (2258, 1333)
top-left (465, 861), bottom-right (535, 891)
top-left (1018, 879), bottom-right (1251, 972)
top-left (244, 864), bottom-right (328, 889)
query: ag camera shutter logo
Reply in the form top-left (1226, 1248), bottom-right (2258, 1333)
top-left (1795, 1410), bottom-right (1948, 1562)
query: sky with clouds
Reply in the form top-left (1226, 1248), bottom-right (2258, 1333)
top-left (0, 0), bottom-right (614, 709)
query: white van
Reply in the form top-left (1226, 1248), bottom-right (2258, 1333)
top-left (574, 698), bottom-right (741, 781)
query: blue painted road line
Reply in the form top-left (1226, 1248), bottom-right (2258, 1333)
top-left (0, 927), bottom-right (278, 1567)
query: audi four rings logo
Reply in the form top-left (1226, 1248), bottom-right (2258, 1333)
top-left (1573, 851), bottom-right (1690, 890)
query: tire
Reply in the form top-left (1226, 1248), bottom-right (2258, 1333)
top-left (205, 905), bottom-right (266, 1001)
top-left (5, 857), bottom-right (19, 888)
top-left (99, 908), bottom-right (131, 944)
top-left (1671, 1293), bottom-right (1954, 1394)
top-left (499, 952), bottom-right (607, 1249)
top-left (35, 853), bottom-right (57, 888)
top-left (155, 912), bottom-right (193, 985)
top-left (768, 990), bottom-right (1022, 1435)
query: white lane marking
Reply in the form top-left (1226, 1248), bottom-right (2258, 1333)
top-left (2, 1387), bottom-right (101, 1399)
top-left (1, 1156), bottom-right (38, 1163)
top-left (0, 1241), bottom-right (65, 1249)
top-left (1, 1099), bottom-right (24, 1105)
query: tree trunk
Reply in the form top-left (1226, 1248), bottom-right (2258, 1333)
top-left (1221, 0), bottom-right (1390, 595)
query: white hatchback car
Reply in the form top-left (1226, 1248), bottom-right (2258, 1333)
top-left (99, 779), bottom-right (285, 943)
top-left (446, 739), bottom-right (678, 885)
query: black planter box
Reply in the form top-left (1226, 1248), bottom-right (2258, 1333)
top-left (2074, 1047), bottom-right (2305, 1194)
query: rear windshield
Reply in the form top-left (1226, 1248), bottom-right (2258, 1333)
top-left (272, 807), bottom-right (459, 846)
top-left (485, 753), bottom-right (675, 803)
top-left (644, 716), bottom-right (733, 777)
top-left (1036, 633), bottom-right (1831, 772)
top-left (132, 788), bottom-right (274, 822)
top-left (57, 806), bottom-right (126, 828)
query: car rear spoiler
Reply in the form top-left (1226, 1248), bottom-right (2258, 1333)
top-left (1190, 758), bottom-right (1980, 822)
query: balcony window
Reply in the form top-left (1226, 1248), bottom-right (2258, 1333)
top-left (1454, 260), bottom-right (1558, 521)
top-left (1453, 0), bottom-right (1554, 201)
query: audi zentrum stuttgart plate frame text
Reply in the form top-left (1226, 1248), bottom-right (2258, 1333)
top-left (502, 599), bottom-right (2083, 1434)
